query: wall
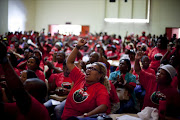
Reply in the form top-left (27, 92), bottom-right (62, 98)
top-left (22, 0), bottom-right (36, 31)
top-left (6, 0), bottom-right (180, 38)
top-left (103, 0), bottom-right (180, 38)
top-left (35, 0), bottom-right (105, 34)
top-left (0, 0), bottom-right (8, 35)
top-left (8, 0), bottom-right (35, 32)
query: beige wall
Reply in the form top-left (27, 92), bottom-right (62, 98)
top-left (6, 0), bottom-right (180, 38)
top-left (35, 0), bottom-right (105, 34)
top-left (0, 0), bottom-right (8, 34)
top-left (104, 0), bottom-right (180, 38)
top-left (22, 0), bottom-right (36, 31)
top-left (8, 0), bottom-right (35, 32)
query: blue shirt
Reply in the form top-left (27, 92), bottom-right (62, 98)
top-left (109, 71), bottom-right (136, 104)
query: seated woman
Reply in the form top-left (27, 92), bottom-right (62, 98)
top-left (134, 51), bottom-right (180, 118)
top-left (148, 37), bottom-right (167, 72)
top-left (61, 39), bottom-right (110, 120)
top-left (27, 56), bottom-right (45, 82)
top-left (109, 58), bottom-right (136, 113)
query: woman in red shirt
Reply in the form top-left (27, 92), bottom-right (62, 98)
top-left (149, 37), bottom-right (167, 72)
top-left (27, 56), bottom-right (45, 82)
top-left (61, 39), bottom-right (111, 120)
top-left (135, 51), bottom-right (180, 117)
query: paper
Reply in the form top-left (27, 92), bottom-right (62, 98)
top-left (116, 115), bottom-right (141, 120)
top-left (51, 99), bottom-right (61, 105)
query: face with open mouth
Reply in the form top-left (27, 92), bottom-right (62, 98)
top-left (85, 63), bottom-right (102, 84)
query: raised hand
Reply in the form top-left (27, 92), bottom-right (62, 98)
top-left (117, 74), bottom-right (124, 85)
top-left (135, 51), bottom-right (144, 60)
top-left (77, 39), bottom-right (87, 47)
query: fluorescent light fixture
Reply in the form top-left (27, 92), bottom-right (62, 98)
top-left (104, 18), bottom-right (149, 23)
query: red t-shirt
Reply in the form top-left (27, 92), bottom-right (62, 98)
top-left (42, 48), bottom-right (53, 62)
top-left (149, 47), bottom-right (167, 71)
top-left (171, 76), bottom-right (178, 88)
top-left (139, 36), bottom-right (148, 43)
top-left (61, 67), bottom-right (110, 120)
top-left (39, 60), bottom-right (44, 71)
top-left (48, 73), bottom-right (73, 87)
top-left (139, 70), bottom-right (180, 110)
top-left (54, 62), bottom-right (63, 70)
top-left (35, 70), bottom-right (45, 82)
top-left (133, 67), bottom-right (155, 80)
top-left (4, 96), bottom-right (50, 120)
top-left (0, 66), bottom-right (20, 79)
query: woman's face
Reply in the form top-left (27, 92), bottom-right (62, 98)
top-left (119, 60), bottom-right (128, 73)
top-left (20, 70), bottom-right (27, 83)
top-left (85, 63), bottom-right (102, 84)
top-left (27, 58), bottom-right (37, 71)
top-left (156, 69), bottom-right (169, 84)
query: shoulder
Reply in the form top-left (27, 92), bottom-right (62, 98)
top-left (126, 72), bottom-right (136, 78)
top-left (109, 71), bottom-right (120, 80)
top-left (70, 66), bottom-right (84, 76)
top-left (110, 71), bottom-right (120, 76)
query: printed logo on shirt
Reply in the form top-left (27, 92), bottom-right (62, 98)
top-left (73, 88), bottom-right (89, 103)
top-left (154, 53), bottom-right (163, 60)
top-left (150, 91), bottom-right (166, 105)
top-left (141, 37), bottom-right (145, 41)
top-left (61, 82), bottom-right (71, 89)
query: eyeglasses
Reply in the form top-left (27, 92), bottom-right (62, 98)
top-left (86, 67), bottom-right (101, 73)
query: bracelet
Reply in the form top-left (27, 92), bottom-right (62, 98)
top-left (76, 45), bottom-right (81, 50)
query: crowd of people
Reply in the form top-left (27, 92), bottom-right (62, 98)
top-left (0, 30), bottom-right (180, 120)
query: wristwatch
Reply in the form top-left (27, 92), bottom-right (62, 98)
top-left (83, 113), bottom-right (88, 117)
